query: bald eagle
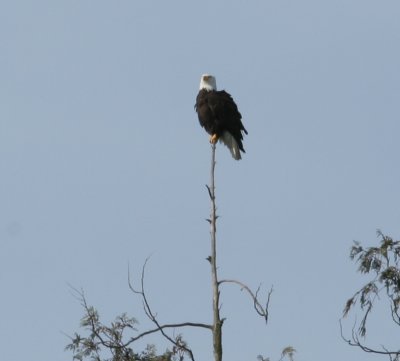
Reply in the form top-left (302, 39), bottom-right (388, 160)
top-left (195, 74), bottom-right (248, 160)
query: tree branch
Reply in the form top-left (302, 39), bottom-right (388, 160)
top-left (391, 304), bottom-right (400, 326)
top-left (339, 319), bottom-right (400, 360)
top-left (219, 279), bottom-right (272, 324)
top-left (128, 258), bottom-right (211, 361)
top-left (68, 286), bottom-right (114, 349)
top-left (121, 322), bottom-right (212, 347)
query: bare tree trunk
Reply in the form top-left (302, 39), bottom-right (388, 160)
top-left (209, 144), bottom-right (223, 361)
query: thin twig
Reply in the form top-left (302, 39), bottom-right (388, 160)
top-left (264, 286), bottom-right (273, 325)
top-left (128, 258), bottom-right (198, 361)
top-left (339, 319), bottom-right (400, 358)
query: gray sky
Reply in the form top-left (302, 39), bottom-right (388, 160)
top-left (1, 1), bottom-right (400, 360)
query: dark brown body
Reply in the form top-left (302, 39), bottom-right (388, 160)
top-left (195, 89), bottom-right (248, 153)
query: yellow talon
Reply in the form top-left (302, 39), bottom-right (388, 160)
top-left (210, 134), bottom-right (219, 144)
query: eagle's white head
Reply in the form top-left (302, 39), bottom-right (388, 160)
top-left (199, 74), bottom-right (217, 91)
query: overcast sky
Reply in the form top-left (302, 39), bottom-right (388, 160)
top-left (1, 1), bottom-right (400, 361)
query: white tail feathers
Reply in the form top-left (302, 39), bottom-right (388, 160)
top-left (219, 131), bottom-right (242, 160)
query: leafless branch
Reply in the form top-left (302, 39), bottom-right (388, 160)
top-left (264, 286), bottom-right (273, 325)
top-left (128, 258), bottom-right (212, 361)
top-left (219, 279), bottom-right (272, 324)
top-left (205, 184), bottom-right (213, 200)
top-left (339, 319), bottom-right (400, 360)
top-left (123, 322), bottom-right (212, 345)
top-left (390, 304), bottom-right (400, 326)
